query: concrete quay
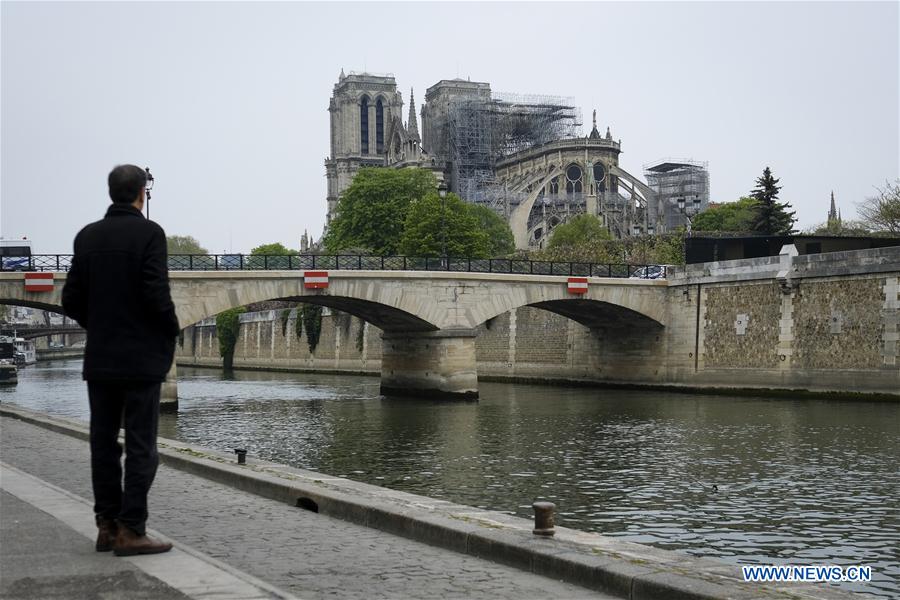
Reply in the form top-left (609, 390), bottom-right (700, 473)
top-left (0, 404), bottom-right (868, 600)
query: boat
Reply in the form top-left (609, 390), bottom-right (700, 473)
top-left (0, 336), bottom-right (18, 385)
top-left (14, 337), bottom-right (36, 365)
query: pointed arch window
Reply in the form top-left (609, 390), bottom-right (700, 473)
top-left (593, 163), bottom-right (606, 193)
top-left (360, 96), bottom-right (370, 154)
top-left (566, 164), bottom-right (583, 195)
top-left (376, 98), bottom-right (385, 154)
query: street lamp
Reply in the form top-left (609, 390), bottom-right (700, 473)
top-left (144, 167), bottom-right (155, 220)
top-left (676, 197), bottom-right (694, 235)
top-left (438, 182), bottom-right (448, 260)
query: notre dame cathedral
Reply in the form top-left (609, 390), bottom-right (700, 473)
top-left (325, 70), bottom-right (709, 250)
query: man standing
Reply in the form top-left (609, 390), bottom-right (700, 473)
top-left (63, 164), bottom-right (178, 556)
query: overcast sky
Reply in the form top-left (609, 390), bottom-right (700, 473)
top-left (2, 1), bottom-right (898, 254)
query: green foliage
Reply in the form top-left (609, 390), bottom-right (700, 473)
top-left (750, 167), bottom-right (796, 235)
top-left (468, 204), bottom-right (515, 257)
top-left (547, 215), bottom-right (612, 249)
top-left (533, 231), bottom-right (686, 267)
top-left (167, 235), bottom-right (208, 254)
top-left (692, 197), bottom-right (760, 233)
top-left (294, 308), bottom-right (303, 339)
top-left (806, 220), bottom-right (872, 237)
top-left (280, 308), bottom-right (291, 337)
top-left (640, 232), bottom-right (686, 265)
top-left (398, 192), bottom-right (490, 258)
top-left (215, 307), bottom-right (246, 370)
top-left (249, 243), bottom-right (299, 269)
top-left (301, 304), bottom-right (322, 353)
top-left (536, 215), bottom-right (619, 264)
top-left (355, 318), bottom-right (365, 353)
top-left (858, 179), bottom-right (900, 235)
top-left (323, 168), bottom-right (437, 255)
top-left (250, 242), bottom-right (298, 256)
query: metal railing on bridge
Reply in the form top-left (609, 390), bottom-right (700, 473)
top-left (5, 255), bottom-right (668, 279)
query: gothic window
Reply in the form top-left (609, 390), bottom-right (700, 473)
top-left (360, 96), bottom-right (370, 154)
top-left (375, 98), bottom-right (384, 154)
top-left (548, 177), bottom-right (559, 195)
top-left (565, 164), bottom-right (583, 195)
top-left (593, 163), bottom-right (606, 193)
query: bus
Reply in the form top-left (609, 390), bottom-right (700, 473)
top-left (0, 239), bottom-right (32, 271)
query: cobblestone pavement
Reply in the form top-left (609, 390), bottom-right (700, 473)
top-left (1, 416), bottom-right (613, 600)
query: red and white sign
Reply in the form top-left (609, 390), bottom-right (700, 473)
top-left (24, 272), bottom-right (54, 293)
top-left (304, 271), bottom-right (329, 290)
top-left (567, 277), bottom-right (588, 295)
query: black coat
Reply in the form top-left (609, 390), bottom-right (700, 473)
top-left (62, 204), bottom-right (179, 382)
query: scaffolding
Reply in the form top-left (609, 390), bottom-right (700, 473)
top-left (446, 93), bottom-right (582, 215)
top-left (643, 159), bottom-right (710, 232)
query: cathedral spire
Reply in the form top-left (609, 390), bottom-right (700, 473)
top-left (407, 87), bottom-right (420, 142)
top-left (828, 190), bottom-right (838, 222)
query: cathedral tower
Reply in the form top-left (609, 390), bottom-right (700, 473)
top-left (325, 71), bottom-right (403, 223)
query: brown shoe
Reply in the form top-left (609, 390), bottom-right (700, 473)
top-left (95, 517), bottom-right (118, 552)
top-left (112, 525), bottom-right (173, 557)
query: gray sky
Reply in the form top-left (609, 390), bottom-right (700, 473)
top-left (2, 1), bottom-right (898, 254)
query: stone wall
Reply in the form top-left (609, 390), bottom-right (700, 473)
top-left (179, 308), bottom-right (376, 374)
top-left (793, 277), bottom-right (884, 370)
top-left (665, 247), bottom-right (900, 395)
top-left (701, 282), bottom-right (781, 369)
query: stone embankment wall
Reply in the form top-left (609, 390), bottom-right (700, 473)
top-left (177, 246), bottom-right (900, 397)
top-left (177, 305), bottom-right (609, 381)
top-left (664, 246), bottom-right (898, 395)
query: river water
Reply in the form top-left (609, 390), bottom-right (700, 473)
top-left (4, 360), bottom-right (899, 597)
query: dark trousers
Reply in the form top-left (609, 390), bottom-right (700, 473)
top-left (87, 381), bottom-right (161, 536)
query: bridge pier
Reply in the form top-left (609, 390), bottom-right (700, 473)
top-left (160, 361), bottom-right (178, 412)
top-left (380, 329), bottom-right (479, 400)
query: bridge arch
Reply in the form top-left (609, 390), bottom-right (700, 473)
top-left (0, 298), bottom-right (65, 316)
top-left (453, 279), bottom-right (667, 332)
top-left (172, 275), bottom-right (444, 333)
top-left (519, 299), bottom-right (663, 331)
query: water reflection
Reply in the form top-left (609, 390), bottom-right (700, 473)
top-left (5, 361), bottom-right (899, 597)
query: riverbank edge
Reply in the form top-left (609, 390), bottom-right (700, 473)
top-left (176, 361), bottom-right (900, 403)
top-left (1, 404), bottom-right (864, 600)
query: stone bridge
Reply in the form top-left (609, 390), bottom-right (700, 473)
top-left (0, 325), bottom-right (84, 340)
top-left (0, 270), bottom-right (667, 402)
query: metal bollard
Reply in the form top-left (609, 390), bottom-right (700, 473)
top-left (234, 448), bottom-right (247, 465)
top-left (532, 501), bottom-right (556, 536)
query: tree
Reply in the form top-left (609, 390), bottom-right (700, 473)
top-left (398, 192), bottom-right (490, 258)
top-left (750, 167), bottom-right (796, 235)
top-left (250, 242), bottom-right (298, 256)
top-left (806, 220), bottom-right (871, 237)
top-left (691, 197), bottom-right (760, 233)
top-left (468, 204), bottom-right (515, 257)
top-left (323, 167), bottom-right (437, 255)
top-left (250, 242), bottom-right (298, 269)
top-left (547, 214), bottom-right (612, 249)
top-left (216, 307), bottom-right (245, 370)
top-left (167, 235), bottom-right (208, 254)
top-left (857, 179), bottom-right (900, 234)
top-left (532, 215), bottom-right (621, 264)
